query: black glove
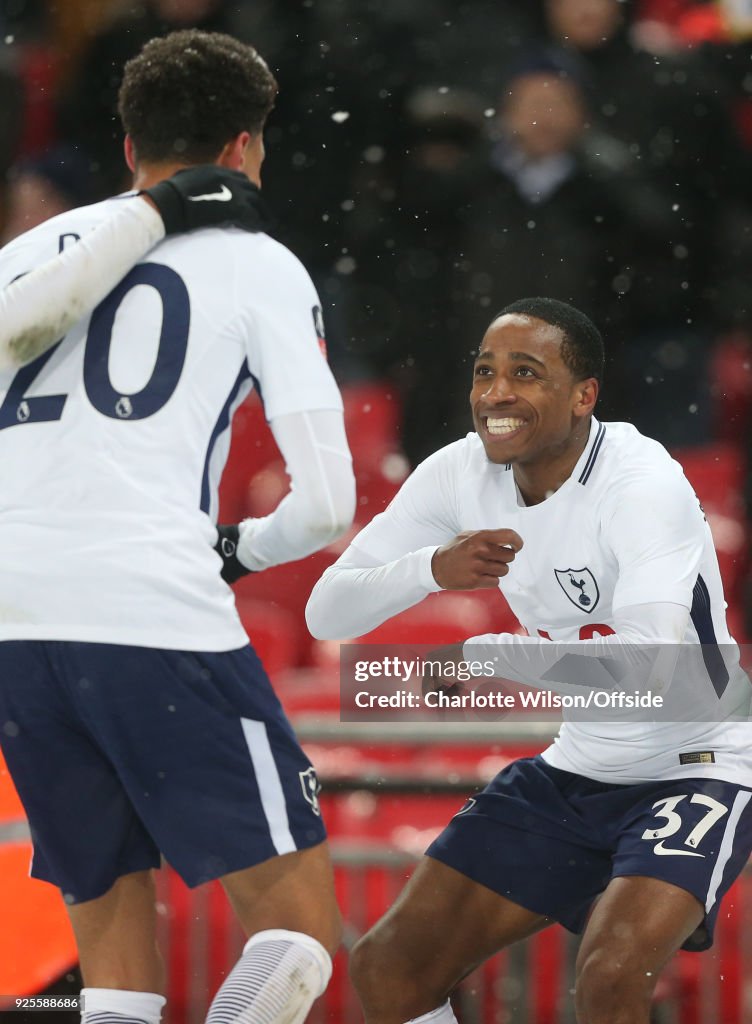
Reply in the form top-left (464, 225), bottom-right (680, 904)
top-left (214, 524), bottom-right (254, 584)
top-left (142, 167), bottom-right (274, 236)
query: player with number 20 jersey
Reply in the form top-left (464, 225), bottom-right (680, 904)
top-left (0, 201), bottom-right (341, 650)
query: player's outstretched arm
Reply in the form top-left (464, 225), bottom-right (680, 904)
top-left (305, 531), bottom-right (521, 641)
top-left (0, 167), bottom-right (270, 372)
top-left (308, 528), bottom-right (522, 640)
top-left (306, 542), bottom-right (446, 640)
top-left (213, 408), bottom-right (356, 583)
top-left (306, 453), bottom-right (505, 640)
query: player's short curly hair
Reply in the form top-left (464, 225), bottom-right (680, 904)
top-left (118, 30), bottom-right (277, 165)
top-left (495, 297), bottom-right (605, 384)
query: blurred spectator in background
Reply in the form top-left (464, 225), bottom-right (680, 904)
top-left (538, 0), bottom-right (750, 250)
top-left (533, 0), bottom-right (752, 443)
top-left (0, 64), bottom-right (22, 153)
top-left (56, 0), bottom-right (374, 378)
top-left (342, 84), bottom-right (488, 463)
top-left (0, 1), bottom-right (48, 236)
top-left (331, 0), bottom-right (752, 458)
top-left (674, 2), bottom-right (752, 151)
top-left (57, 0), bottom-right (243, 196)
top-left (412, 0), bottom-right (541, 97)
top-left (3, 0), bottom-right (752, 546)
top-left (640, 0), bottom-right (752, 340)
top-left (264, 0), bottom-right (454, 383)
top-left (0, 63), bottom-right (24, 205)
top-left (449, 50), bottom-right (677, 443)
top-left (1, 145), bottom-right (94, 243)
top-left (1, 0), bottom-right (60, 160)
top-left (340, 45), bottom-right (678, 462)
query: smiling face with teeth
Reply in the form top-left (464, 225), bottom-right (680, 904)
top-left (471, 312), bottom-right (599, 504)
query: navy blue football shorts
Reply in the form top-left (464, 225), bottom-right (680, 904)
top-left (0, 640), bottom-right (326, 904)
top-left (426, 755), bottom-right (752, 951)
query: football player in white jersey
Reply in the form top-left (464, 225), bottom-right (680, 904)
top-left (305, 297), bottom-right (752, 1024)
top-left (0, 31), bottom-right (355, 1024)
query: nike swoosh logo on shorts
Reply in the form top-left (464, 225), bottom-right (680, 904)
top-left (188, 185), bottom-right (233, 202)
top-left (652, 840), bottom-right (704, 858)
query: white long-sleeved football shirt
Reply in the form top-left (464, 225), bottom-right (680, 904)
top-left (307, 420), bottom-right (752, 785)
top-left (0, 197), bottom-right (354, 649)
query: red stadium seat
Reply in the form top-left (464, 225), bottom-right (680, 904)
top-left (671, 444), bottom-right (749, 605)
top-left (241, 451), bottom-right (408, 526)
top-left (16, 44), bottom-right (59, 157)
top-left (233, 546), bottom-right (341, 666)
top-left (273, 667), bottom-right (343, 717)
top-left (671, 443), bottom-right (745, 507)
top-left (343, 382), bottom-right (410, 522)
top-left (232, 596), bottom-right (301, 679)
top-left (218, 394), bottom-right (280, 522)
top-left (353, 454), bottom-right (409, 521)
top-left (709, 332), bottom-right (752, 444)
top-left (309, 587), bottom-right (522, 672)
top-left (242, 459), bottom-right (289, 518)
top-left (222, 382), bottom-right (409, 526)
top-left (356, 589), bottom-right (521, 645)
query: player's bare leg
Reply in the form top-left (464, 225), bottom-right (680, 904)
top-left (350, 857), bottom-right (550, 1024)
top-left (203, 841), bottom-right (341, 1024)
top-left (66, 870), bottom-right (166, 1023)
top-left (66, 869), bottom-right (163, 992)
top-left (574, 875), bottom-right (704, 1024)
top-left (220, 840), bottom-right (341, 952)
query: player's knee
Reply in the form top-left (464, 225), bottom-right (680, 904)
top-left (350, 927), bottom-right (418, 1013)
top-left (350, 929), bottom-right (395, 1000)
top-left (575, 949), bottom-right (655, 1023)
top-left (349, 931), bottom-right (379, 999)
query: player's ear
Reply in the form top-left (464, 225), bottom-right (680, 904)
top-left (574, 377), bottom-right (599, 418)
top-left (124, 134), bottom-right (137, 173)
top-left (217, 131), bottom-right (252, 171)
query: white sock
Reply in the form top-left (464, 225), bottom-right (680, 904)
top-left (405, 1002), bottom-right (459, 1024)
top-left (205, 928), bottom-right (332, 1024)
top-left (80, 988), bottom-right (165, 1024)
